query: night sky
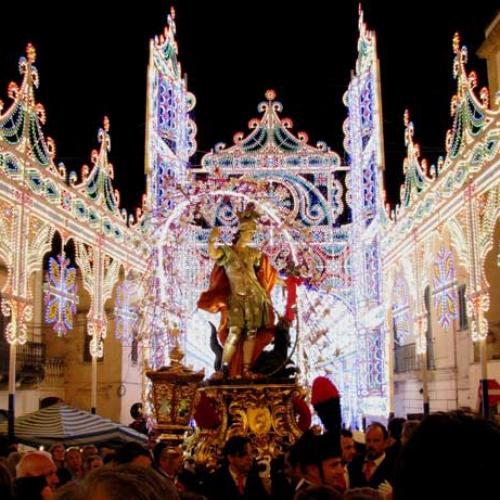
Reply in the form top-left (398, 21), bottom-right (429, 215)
top-left (0, 1), bottom-right (498, 211)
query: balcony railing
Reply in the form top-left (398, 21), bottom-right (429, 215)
top-left (44, 358), bottom-right (65, 382)
top-left (394, 343), bottom-right (422, 373)
top-left (0, 341), bottom-right (46, 385)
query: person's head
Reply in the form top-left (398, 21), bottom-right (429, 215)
top-left (283, 447), bottom-right (303, 485)
top-left (222, 436), bottom-right (254, 475)
top-left (113, 442), bottom-right (152, 467)
top-left (0, 437), bottom-right (18, 459)
top-left (98, 445), bottom-right (115, 464)
top-left (153, 443), bottom-right (183, 476)
top-left (83, 455), bottom-right (103, 476)
top-left (400, 420), bottom-right (420, 446)
top-left (130, 402), bottom-right (143, 420)
top-left (296, 432), bottom-right (344, 489)
top-left (64, 447), bottom-right (82, 473)
top-left (5, 450), bottom-right (24, 479)
top-left (393, 410), bottom-right (500, 500)
top-left (294, 484), bottom-right (343, 500)
top-left (101, 451), bottom-right (116, 465)
top-left (178, 492), bottom-right (207, 500)
top-left (56, 464), bottom-right (180, 500)
top-left (341, 429), bottom-right (356, 463)
top-left (16, 451), bottom-right (59, 491)
top-left (82, 445), bottom-right (99, 461)
top-left (343, 487), bottom-right (383, 499)
top-left (387, 417), bottom-right (406, 444)
top-left (364, 423), bottom-right (388, 460)
top-left (49, 444), bottom-right (65, 464)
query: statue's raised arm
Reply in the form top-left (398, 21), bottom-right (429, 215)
top-left (207, 227), bottom-right (222, 260)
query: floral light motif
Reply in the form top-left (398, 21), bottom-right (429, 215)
top-left (44, 255), bottom-right (79, 337)
top-left (433, 247), bottom-right (457, 330)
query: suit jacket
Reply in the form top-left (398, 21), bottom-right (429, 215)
top-left (348, 453), bottom-right (395, 489)
top-left (204, 465), bottom-right (271, 500)
top-left (270, 471), bottom-right (296, 500)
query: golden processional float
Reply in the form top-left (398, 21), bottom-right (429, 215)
top-left (139, 9), bottom-right (389, 463)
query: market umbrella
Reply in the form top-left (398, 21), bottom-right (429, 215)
top-left (0, 402), bottom-right (148, 447)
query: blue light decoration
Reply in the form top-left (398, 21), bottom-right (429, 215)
top-left (44, 254), bottom-right (78, 337)
top-left (344, 8), bottom-right (389, 419)
top-left (145, 7), bottom-right (197, 213)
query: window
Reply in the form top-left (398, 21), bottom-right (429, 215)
top-left (0, 294), bottom-right (8, 374)
top-left (0, 294), bottom-right (4, 337)
top-left (131, 331), bottom-right (138, 365)
top-left (458, 284), bottom-right (468, 331)
top-left (424, 286), bottom-right (435, 370)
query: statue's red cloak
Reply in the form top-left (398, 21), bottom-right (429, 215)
top-left (197, 254), bottom-right (278, 377)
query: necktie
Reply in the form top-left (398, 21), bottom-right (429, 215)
top-left (236, 474), bottom-right (245, 495)
top-left (365, 460), bottom-right (374, 482)
top-left (174, 478), bottom-right (185, 492)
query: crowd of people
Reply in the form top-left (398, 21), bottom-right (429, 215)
top-left (1, 408), bottom-right (499, 499)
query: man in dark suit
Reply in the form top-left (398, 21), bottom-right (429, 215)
top-left (205, 436), bottom-right (271, 500)
top-left (349, 422), bottom-right (394, 496)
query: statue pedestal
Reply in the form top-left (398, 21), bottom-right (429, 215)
top-left (188, 380), bottom-right (308, 465)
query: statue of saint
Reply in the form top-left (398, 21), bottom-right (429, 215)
top-left (197, 208), bottom-right (279, 379)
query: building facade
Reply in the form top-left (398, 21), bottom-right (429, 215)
top-left (0, 9), bottom-right (499, 426)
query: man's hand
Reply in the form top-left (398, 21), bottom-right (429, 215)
top-left (257, 459), bottom-right (272, 493)
top-left (257, 458), bottom-right (271, 478)
top-left (378, 479), bottom-right (393, 499)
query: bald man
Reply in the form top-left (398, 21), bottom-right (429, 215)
top-left (15, 450), bottom-right (59, 498)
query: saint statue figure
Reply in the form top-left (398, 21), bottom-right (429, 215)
top-left (197, 207), bottom-right (279, 379)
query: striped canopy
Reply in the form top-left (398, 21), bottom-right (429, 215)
top-left (0, 402), bottom-right (149, 447)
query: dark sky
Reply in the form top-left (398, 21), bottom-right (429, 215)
top-left (0, 1), bottom-right (498, 211)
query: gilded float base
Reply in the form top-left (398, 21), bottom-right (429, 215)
top-left (187, 381), bottom-right (307, 465)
